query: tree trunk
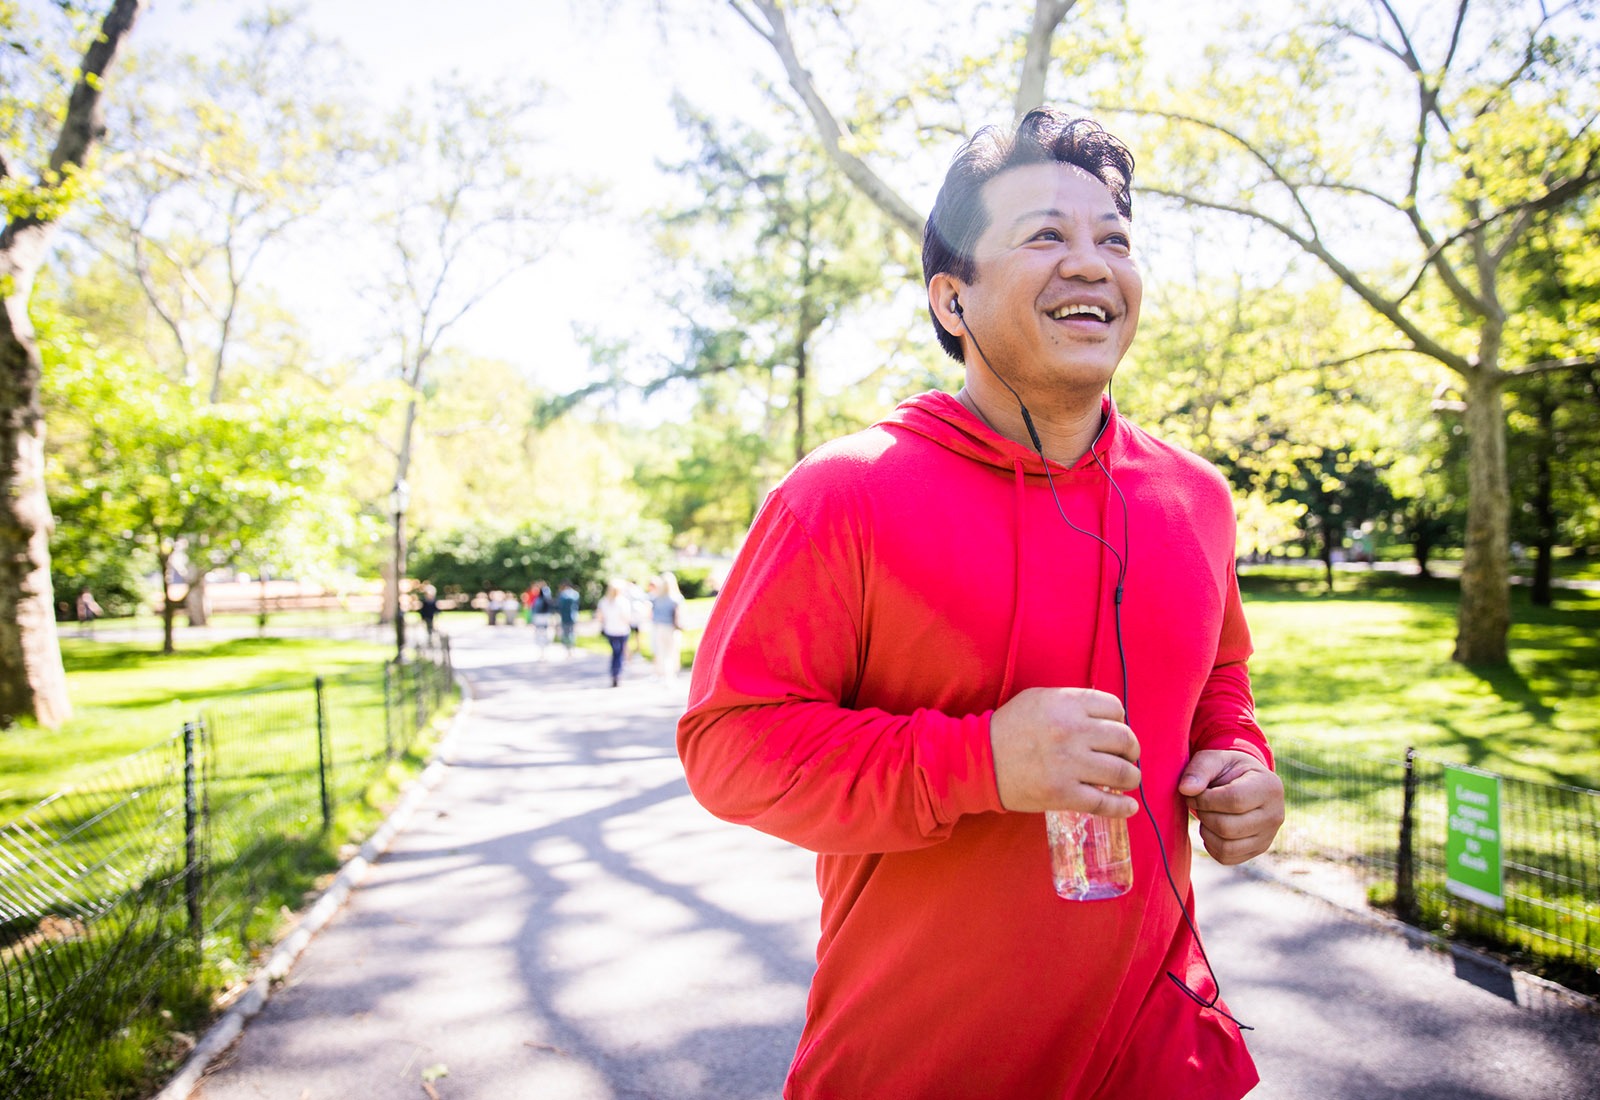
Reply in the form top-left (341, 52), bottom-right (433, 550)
top-left (1014, 1), bottom-right (1078, 120)
top-left (384, 397), bottom-right (418, 629)
top-left (1412, 524), bottom-right (1433, 579)
top-left (794, 339), bottom-right (808, 466)
top-left (1320, 522), bottom-right (1335, 594)
top-left (0, 292), bottom-right (71, 727)
top-left (157, 547), bottom-right (178, 655)
top-left (185, 564), bottom-right (210, 626)
top-left (1453, 369), bottom-right (1511, 664)
top-left (0, 0), bottom-right (147, 726)
top-left (380, 558), bottom-right (396, 626)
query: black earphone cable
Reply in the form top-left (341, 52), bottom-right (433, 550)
top-left (954, 299), bottom-right (1250, 1030)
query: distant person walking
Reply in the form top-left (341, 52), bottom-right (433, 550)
top-left (649, 573), bottom-right (685, 682)
top-left (76, 588), bottom-right (103, 636)
top-left (529, 580), bottom-right (554, 656)
top-left (556, 580), bottom-right (581, 656)
top-left (418, 585), bottom-right (439, 639)
top-left (628, 580), bottom-right (650, 663)
top-left (596, 581), bottom-right (633, 687)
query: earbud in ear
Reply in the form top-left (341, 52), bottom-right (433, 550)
top-left (950, 296), bottom-right (962, 314)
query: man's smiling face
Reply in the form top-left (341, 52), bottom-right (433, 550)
top-left (955, 161), bottom-right (1142, 405)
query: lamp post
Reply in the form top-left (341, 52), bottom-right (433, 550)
top-left (390, 478), bottom-right (410, 662)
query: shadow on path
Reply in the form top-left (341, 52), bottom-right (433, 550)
top-left (193, 625), bottom-right (816, 1100)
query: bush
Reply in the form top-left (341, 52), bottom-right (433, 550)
top-left (674, 566), bottom-right (713, 600)
top-left (411, 518), bottom-right (674, 606)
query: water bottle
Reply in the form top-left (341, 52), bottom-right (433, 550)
top-left (1046, 809), bottom-right (1133, 900)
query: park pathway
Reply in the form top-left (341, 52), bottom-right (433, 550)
top-left (182, 621), bottom-right (1598, 1100)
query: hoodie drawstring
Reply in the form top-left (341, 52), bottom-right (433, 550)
top-left (997, 458), bottom-right (1027, 704)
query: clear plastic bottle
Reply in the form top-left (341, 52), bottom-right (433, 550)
top-left (1046, 809), bottom-right (1133, 900)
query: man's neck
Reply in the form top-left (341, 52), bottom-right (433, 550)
top-left (956, 382), bottom-right (1107, 466)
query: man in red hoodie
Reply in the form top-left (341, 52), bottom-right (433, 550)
top-left (677, 108), bottom-right (1284, 1100)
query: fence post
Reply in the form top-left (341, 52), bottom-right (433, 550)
top-left (315, 675), bottom-right (331, 832)
top-left (414, 658), bottom-right (427, 740)
top-left (183, 721), bottom-right (202, 942)
top-left (384, 661), bottom-right (395, 759)
top-left (1396, 746), bottom-right (1418, 924)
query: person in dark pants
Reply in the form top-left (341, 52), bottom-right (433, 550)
top-left (418, 585), bottom-right (439, 639)
top-left (596, 581), bottom-right (632, 687)
top-left (556, 580), bottom-right (580, 656)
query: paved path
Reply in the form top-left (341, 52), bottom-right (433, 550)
top-left (183, 624), bottom-right (1598, 1100)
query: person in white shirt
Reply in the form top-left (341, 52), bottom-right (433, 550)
top-left (596, 580), bottom-right (635, 687)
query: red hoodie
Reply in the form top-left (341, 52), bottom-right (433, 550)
top-left (678, 391), bottom-right (1270, 1100)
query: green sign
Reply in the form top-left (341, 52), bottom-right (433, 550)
top-left (1445, 766), bottom-right (1504, 911)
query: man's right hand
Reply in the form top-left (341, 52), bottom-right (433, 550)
top-left (989, 687), bottom-right (1141, 816)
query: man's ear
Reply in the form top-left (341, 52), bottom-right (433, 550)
top-left (928, 273), bottom-right (965, 337)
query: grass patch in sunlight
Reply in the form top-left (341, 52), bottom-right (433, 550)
top-left (1241, 568), bottom-right (1598, 788)
top-left (0, 635), bottom-right (391, 821)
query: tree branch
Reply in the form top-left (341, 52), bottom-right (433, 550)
top-left (1504, 354), bottom-right (1599, 379)
top-left (48, 0), bottom-right (147, 178)
top-left (727, 0), bottom-right (923, 240)
top-left (1139, 183), bottom-right (1471, 374)
top-left (1014, 0), bottom-right (1077, 121)
top-left (1118, 107), bottom-right (1322, 236)
top-left (1313, 346), bottom-right (1424, 371)
top-left (1348, 2), bottom-right (1487, 315)
top-left (1488, 142), bottom-right (1600, 268)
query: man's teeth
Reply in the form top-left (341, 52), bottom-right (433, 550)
top-left (1051, 304), bottom-right (1108, 321)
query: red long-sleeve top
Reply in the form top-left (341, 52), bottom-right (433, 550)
top-left (678, 392), bottom-right (1271, 1099)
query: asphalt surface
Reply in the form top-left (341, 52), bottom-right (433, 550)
top-left (175, 622), bottom-right (1599, 1100)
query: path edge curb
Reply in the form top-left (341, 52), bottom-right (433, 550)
top-left (152, 671), bottom-right (477, 1100)
top-left (1228, 856), bottom-right (1599, 1017)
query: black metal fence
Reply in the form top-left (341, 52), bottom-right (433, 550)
top-left (0, 638), bottom-right (454, 1100)
top-left (1272, 736), bottom-right (1600, 994)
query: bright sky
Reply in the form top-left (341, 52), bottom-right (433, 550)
top-left (132, 0), bottom-right (775, 392)
top-left (121, 0), bottom-right (1240, 401)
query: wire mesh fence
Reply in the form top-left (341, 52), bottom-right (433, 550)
top-left (1272, 736), bottom-right (1600, 994)
top-left (0, 636), bottom-right (453, 1100)
top-left (0, 734), bottom-right (194, 1100)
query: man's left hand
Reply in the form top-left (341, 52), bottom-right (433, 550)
top-left (1178, 750), bottom-right (1285, 865)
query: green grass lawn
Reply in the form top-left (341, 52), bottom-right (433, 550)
top-left (0, 634), bottom-right (392, 819)
top-left (1240, 568), bottom-right (1599, 789)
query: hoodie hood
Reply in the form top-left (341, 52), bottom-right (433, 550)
top-left (878, 389), bottom-right (1125, 707)
top-left (881, 389), bottom-right (1122, 475)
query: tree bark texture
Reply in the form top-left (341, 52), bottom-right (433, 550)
top-left (1453, 369), bottom-right (1512, 665)
top-left (1014, 0), bottom-right (1078, 120)
top-left (0, 0), bottom-right (147, 727)
top-left (1529, 397), bottom-right (1555, 608)
top-left (0, 289), bottom-right (70, 727)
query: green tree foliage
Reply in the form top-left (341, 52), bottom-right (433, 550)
top-left (1267, 448), bottom-right (1394, 591)
top-left (671, 100), bottom-right (901, 460)
top-left (41, 307), bottom-right (367, 654)
top-left (1124, 253), bottom-right (1443, 569)
top-left (615, 100), bottom-right (907, 546)
top-left (1385, 409), bottom-right (1467, 579)
top-left (86, 4), bottom-right (363, 400)
top-left (1503, 193), bottom-right (1600, 602)
top-left (633, 374), bottom-right (780, 552)
top-left (1117, 0), bottom-right (1600, 663)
